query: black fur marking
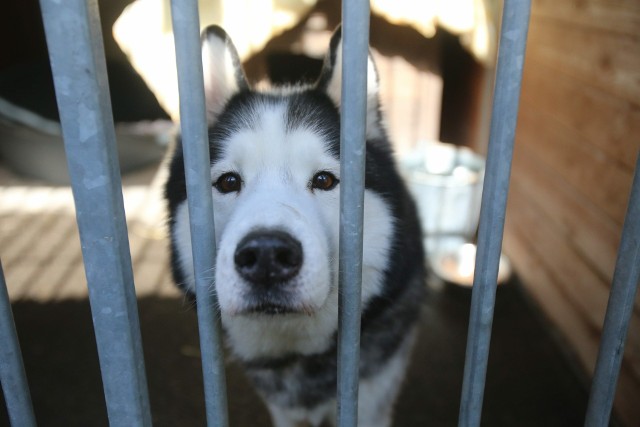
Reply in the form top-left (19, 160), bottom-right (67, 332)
top-left (165, 29), bottom-right (426, 413)
top-left (285, 91), bottom-right (340, 158)
top-left (164, 88), bottom-right (341, 297)
top-left (237, 133), bottom-right (426, 409)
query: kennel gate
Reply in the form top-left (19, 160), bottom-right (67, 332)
top-left (0, 0), bottom-right (639, 426)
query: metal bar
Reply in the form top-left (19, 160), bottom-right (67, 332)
top-left (38, 1), bottom-right (151, 425)
top-left (584, 153), bottom-right (640, 427)
top-left (458, 1), bottom-right (531, 426)
top-left (0, 260), bottom-right (37, 427)
top-left (170, 1), bottom-right (229, 425)
top-left (336, 1), bottom-right (370, 426)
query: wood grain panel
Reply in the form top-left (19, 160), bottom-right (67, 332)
top-left (531, 0), bottom-right (640, 36)
top-left (520, 60), bottom-right (640, 170)
top-left (506, 183), bottom-right (640, 378)
top-left (507, 2), bottom-right (640, 424)
top-left (504, 229), bottom-right (640, 427)
top-left (517, 106), bottom-right (635, 225)
top-left (503, 228), bottom-right (599, 373)
top-left (510, 143), bottom-right (621, 293)
top-left (526, 17), bottom-right (640, 104)
top-left (506, 198), bottom-right (640, 378)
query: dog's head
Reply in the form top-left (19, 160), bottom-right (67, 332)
top-left (169, 26), bottom-right (394, 326)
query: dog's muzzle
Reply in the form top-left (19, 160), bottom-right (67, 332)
top-left (234, 230), bottom-right (303, 287)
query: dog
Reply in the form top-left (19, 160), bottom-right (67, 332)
top-left (165, 25), bottom-right (425, 427)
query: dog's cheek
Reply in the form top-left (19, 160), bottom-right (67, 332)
top-left (312, 191), bottom-right (341, 263)
top-left (213, 241), bottom-right (238, 314)
top-left (213, 219), bottom-right (253, 315)
top-left (361, 190), bottom-right (395, 302)
top-left (295, 259), bottom-right (331, 309)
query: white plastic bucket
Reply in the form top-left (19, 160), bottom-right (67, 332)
top-left (401, 141), bottom-right (485, 253)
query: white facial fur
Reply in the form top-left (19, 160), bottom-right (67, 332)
top-left (171, 26), bottom-right (396, 361)
top-left (172, 101), bottom-right (395, 360)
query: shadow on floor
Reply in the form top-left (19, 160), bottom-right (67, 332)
top-left (1, 279), bottom-right (600, 426)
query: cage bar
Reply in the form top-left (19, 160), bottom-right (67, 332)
top-left (458, 1), bottom-right (531, 426)
top-left (38, 0), bottom-right (152, 425)
top-left (584, 153), bottom-right (640, 427)
top-left (336, 1), bottom-right (371, 426)
top-left (169, 0), bottom-right (229, 425)
top-left (0, 260), bottom-right (37, 427)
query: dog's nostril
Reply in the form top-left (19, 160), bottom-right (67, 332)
top-left (275, 247), bottom-right (301, 268)
top-left (235, 248), bottom-right (258, 269)
top-left (234, 230), bottom-right (302, 285)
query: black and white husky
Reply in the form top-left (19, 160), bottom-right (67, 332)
top-left (165, 25), bottom-right (425, 427)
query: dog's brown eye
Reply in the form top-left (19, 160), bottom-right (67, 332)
top-left (214, 172), bottom-right (242, 193)
top-left (311, 171), bottom-right (339, 191)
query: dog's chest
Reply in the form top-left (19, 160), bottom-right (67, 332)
top-left (243, 350), bottom-right (338, 409)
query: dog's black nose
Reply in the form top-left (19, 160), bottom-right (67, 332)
top-left (234, 230), bottom-right (303, 286)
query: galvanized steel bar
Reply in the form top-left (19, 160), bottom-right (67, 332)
top-left (170, 0), bottom-right (229, 425)
top-left (38, 0), bottom-right (151, 425)
top-left (458, 1), bottom-right (531, 426)
top-left (0, 260), bottom-right (37, 427)
top-left (336, 1), bottom-right (370, 426)
top-left (584, 153), bottom-right (640, 427)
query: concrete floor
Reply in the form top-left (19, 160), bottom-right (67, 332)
top-left (0, 164), bottom-right (607, 426)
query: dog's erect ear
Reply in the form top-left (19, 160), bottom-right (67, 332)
top-left (201, 26), bottom-right (248, 124)
top-left (315, 26), bottom-right (382, 138)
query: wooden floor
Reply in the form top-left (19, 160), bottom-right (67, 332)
top-left (0, 160), bottom-right (180, 302)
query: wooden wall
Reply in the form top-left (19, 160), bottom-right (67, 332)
top-left (502, 1), bottom-right (640, 425)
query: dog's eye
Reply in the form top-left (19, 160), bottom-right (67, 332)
top-left (311, 171), bottom-right (339, 191)
top-left (214, 172), bottom-right (242, 193)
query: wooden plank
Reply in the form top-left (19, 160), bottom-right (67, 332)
top-left (511, 142), bottom-right (622, 286)
top-left (22, 219), bottom-right (81, 301)
top-left (508, 185), bottom-right (607, 325)
top-left (526, 17), bottom-right (640, 105)
top-left (0, 213), bottom-right (29, 251)
top-left (508, 179), bottom-right (640, 378)
top-left (0, 187), bottom-right (52, 252)
top-left (2, 213), bottom-right (59, 270)
top-left (53, 260), bottom-right (89, 300)
top-left (520, 60), bottom-right (640, 170)
top-left (506, 184), bottom-right (640, 379)
top-left (503, 229), bottom-right (600, 374)
top-left (133, 239), bottom-right (174, 297)
top-left (531, 0), bottom-right (640, 36)
top-left (504, 229), bottom-right (640, 427)
top-left (13, 213), bottom-right (76, 299)
top-left (11, 187), bottom-right (57, 211)
top-left (414, 70), bottom-right (438, 145)
top-left (612, 358), bottom-right (640, 427)
top-left (3, 265), bottom-right (36, 300)
top-left (517, 106), bottom-right (635, 225)
top-left (388, 54), bottom-right (421, 154)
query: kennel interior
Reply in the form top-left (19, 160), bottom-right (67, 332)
top-left (1, 0), bottom-right (639, 426)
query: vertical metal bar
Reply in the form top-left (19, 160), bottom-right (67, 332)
top-left (170, 1), bottom-right (229, 425)
top-left (336, 1), bottom-right (370, 426)
top-left (38, 1), bottom-right (151, 425)
top-left (0, 260), bottom-right (37, 427)
top-left (458, 1), bottom-right (531, 426)
top-left (584, 153), bottom-right (640, 427)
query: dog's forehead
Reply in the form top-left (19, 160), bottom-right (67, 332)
top-left (211, 92), bottom-right (340, 175)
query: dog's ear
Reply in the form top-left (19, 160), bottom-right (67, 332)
top-left (315, 26), bottom-right (383, 138)
top-left (201, 25), bottom-right (249, 125)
